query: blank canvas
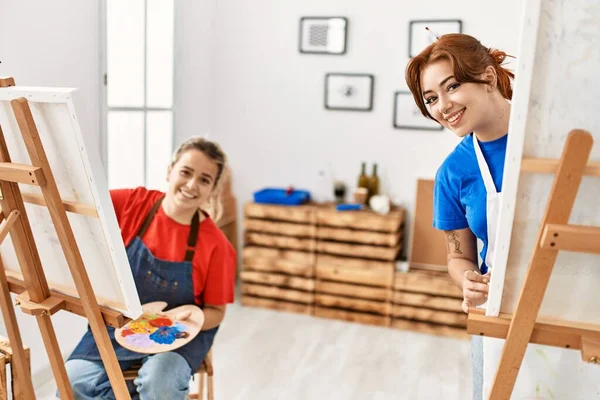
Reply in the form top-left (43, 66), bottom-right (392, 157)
top-left (0, 86), bottom-right (142, 319)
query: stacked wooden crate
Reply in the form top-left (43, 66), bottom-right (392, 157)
top-left (392, 269), bottom-right (468, 339)
top-left (240, 203), bottom-right (317, 315)
top-left (313, 206), bottom-right (405, 327)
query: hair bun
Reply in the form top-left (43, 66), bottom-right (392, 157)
top-left (488, 48), bottom-right (512, 66)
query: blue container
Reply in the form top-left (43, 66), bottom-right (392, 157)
top-left (253, 188), bottom-right (311, 205)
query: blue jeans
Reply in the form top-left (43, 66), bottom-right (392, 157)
top-left (61, 352), bottom-right (192, 400)
top-left (471, 335), bottom-right (483, 400)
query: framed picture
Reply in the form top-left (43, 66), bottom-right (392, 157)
top-left (393, 91), bottom-right (443, 130)
top-left (325, 73), bottom-right (374, 111)
top-left (299, 17), bottom-right (348, 55)
top-left (408, 19), bottom-right (462, 57)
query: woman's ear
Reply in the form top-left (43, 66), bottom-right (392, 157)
top-left (166, 166), bottom-right (172, 182)
top-left (484, 65), bottom-right (498, 92)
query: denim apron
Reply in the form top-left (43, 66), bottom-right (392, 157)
top-left (69, 197), bottom-right (218, 372)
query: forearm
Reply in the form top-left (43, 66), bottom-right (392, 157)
top-left (448, 258), bottom-right (479, 289)
top-left (201, 306), bottom-right (225, 330)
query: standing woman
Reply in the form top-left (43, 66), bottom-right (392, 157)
top-left (405, 33), bottom-right (514, 399)
top-left (64, 137), bottom-right (236, 400)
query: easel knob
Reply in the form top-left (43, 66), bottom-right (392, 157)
top-left (590, 356), bottom-right (598, 364)
top-left (0, 77), bottom-right (16, 88)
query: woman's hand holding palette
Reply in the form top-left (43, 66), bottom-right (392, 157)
top-left (115, 301), bottom-right (204, 354)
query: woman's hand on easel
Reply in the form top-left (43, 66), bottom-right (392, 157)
top-left (461, 270), bottom-right (490, 313)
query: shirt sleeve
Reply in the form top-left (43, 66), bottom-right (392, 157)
top-left (200, 240), bottom-right (237, 305)
top-left (432, 165), bottom-right (469, 231)
top-left (109, 189), bottom-right (134, 223)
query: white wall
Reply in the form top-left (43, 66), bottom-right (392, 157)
top-left (0, 0), bottom-right (100, 387)
top-left (175, 0), bottom-right (523, 257)
top-left (174, 1), bottom-right (218, 139)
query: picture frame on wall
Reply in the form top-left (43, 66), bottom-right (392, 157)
top-left (325, 73), bottom-right (374, 111)
top-left (393, 91), bottom-right (443, 130)
top-left (408, 19), bottom-right (462, 57)
top-left (299, 17), bottom-right (348, 55)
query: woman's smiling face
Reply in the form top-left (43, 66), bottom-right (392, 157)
top-left (420, 59), bottom-right (492, 138)
top-left (165, 149), bottom-right (218, 213)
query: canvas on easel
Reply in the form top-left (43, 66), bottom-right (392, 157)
top-left (0, 77), bottom-right (142, 399)
top-left (464, 1), bottom-right (600, 398)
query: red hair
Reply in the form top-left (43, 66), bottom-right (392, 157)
top-left (405, 33), bottom-right (515, 121)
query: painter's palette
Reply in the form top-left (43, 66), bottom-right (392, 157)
top-left (115, 301), bottom-right (204, 354)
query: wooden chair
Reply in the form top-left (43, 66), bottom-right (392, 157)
top-left (123, 349), bottom-right (214, 400)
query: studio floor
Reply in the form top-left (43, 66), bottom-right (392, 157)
top-left (37, 301), bottom-right (472, 399)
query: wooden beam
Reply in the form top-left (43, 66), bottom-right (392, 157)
top-left (490, 130), bottom-right (594, 399)
top-left (521, 157), bottom-right (600, 176)
top-left (0, 163), bottom-right (45, 186)
top-left (540, 224), bottom-right (600, 255)
top-left (467, 309), bottom-right (600, 350)
top-left (581, 337), bottom-right (600, 364)
top-left (6, 272), bottom-right (127, 329)
top-left (0, 210), bottom-right (19, 245)
top-left (20, 192), bottom-right (98, 218)
top-left (15, 291), bottom-right (65, 317)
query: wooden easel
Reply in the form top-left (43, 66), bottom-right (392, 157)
top-left (0, 77), bottom-right (132, 399)
top-left (467, 129), bottom-right (600, 399)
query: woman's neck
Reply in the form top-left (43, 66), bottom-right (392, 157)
top-left (473, 99), bottom-right (511, 142)
top-left (161, 198), bottom-right (204, 225)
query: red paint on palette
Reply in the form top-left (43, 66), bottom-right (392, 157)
top-left (149, 317), bottom-right (172, 327)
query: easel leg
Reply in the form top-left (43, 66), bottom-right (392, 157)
top-left (35, 315), bottom-right (73, 399)
top-left (0, 261), bottom-right (36, 399)
top-left (489, 130), bottom-right (593, 399)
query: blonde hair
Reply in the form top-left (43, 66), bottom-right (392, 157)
top-left (170, 137), bottom-right (229, 221)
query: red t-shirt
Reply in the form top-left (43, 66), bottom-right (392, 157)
top-left (110, 187), bottom-right (236, 306)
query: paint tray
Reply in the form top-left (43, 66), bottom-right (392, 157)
top-left (253, 188), bottom-right (311, 205)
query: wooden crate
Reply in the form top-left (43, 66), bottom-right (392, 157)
top-left (313, 255), bottom-right (394, 327)
top-left (312, 206), bottom-right (404, 327)
top-left (315, 205), bottom-right (405, 261)
top-left (241, 203), bottom-right (317, 315)
top-left (391, 269), bottom-right (469, 340)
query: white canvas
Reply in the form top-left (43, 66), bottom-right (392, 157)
top-left (483, 1), bottom-right (600, 398)
top-left (0, 85), bottom-right (142, 319)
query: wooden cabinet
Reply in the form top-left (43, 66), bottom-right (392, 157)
top-left (312, 205), bottom-right (404, 327)
top-left (240, 202), bottom-right (468, 339)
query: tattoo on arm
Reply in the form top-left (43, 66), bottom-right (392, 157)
top-left (445, 230), bottom-right (463, 254)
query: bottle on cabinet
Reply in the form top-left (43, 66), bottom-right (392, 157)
top-left (368, 163), bottom-right (379, 203)
top-left (357, 162), bottom-right (369, 191)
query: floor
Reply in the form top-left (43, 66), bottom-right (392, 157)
top-left (36, 302), bottom-right (472, 399)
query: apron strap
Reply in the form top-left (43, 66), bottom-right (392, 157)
top-left (136, 196), bottom-right (200, 262)
top-left (136, 197), bottom-right (164, 238)
top-left (472, 135), bottom-right (498, 194)
top-left (185, 211), bottom-right (200, 262)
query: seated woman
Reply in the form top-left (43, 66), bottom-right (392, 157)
top-left (63, 137), bottom-right (236, 400)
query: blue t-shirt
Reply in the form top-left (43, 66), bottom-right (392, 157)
top-left (433, 133), bottom-right (507, 274)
